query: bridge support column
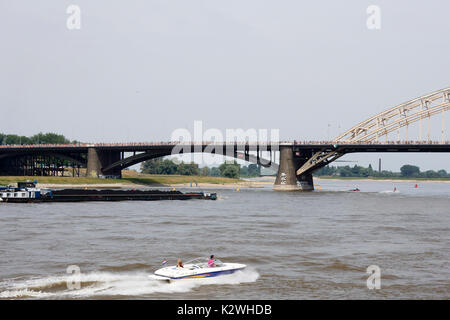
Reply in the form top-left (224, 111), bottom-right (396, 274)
top-left (273, 146), bottom-right (314, 191)
top-left (86, 148), bottom-right (122, 178)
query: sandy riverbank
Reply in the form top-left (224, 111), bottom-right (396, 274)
top-left (314, 177), bottom-right (450, 184)
top-left (35, 183), bottom-right (138, 189)
top-left (35, 180), bottom-right (272, 189)
top-left (170, 181), bottom-right (271, 189)
top-left (10, 176), bottom-right (450, 190)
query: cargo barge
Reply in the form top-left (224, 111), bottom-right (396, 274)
top-left (0, 182), bottom-right (217, 203)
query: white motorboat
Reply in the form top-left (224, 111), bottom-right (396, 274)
top-left (149, 257), bottom-right (246, 281)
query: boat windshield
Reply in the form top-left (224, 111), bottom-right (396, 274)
top-left (184, 257), bottom-right (223, 267)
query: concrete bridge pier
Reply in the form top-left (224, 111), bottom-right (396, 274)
top-left (86, 148), bottom-right (122, 178)
top-left (273, 146), bottom-right (314, 191)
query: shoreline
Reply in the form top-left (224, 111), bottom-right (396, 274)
top-left (36, 181), bottom-right (271, 189)
top-left (314, 177), bottom-right (450, 183)
top-left (3, 175), bottom-right (450, 190)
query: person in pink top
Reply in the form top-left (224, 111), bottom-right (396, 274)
top-left (208, 255), bottom-right (216, 267)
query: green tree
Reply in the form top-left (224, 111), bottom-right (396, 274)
top-left (240, 166), bottom-right (249, 177)
top-left (177, 162), bottom-right (200, 176)
top-left (400, 164), bottom-right (420, 177)
top-left (159, 159), bottom-right (178, 174)
top-left (141, 158), bottom-right (163, 174)
top-left (240, 164), bottom-right (261, 177)
top-left (219, 162), bottom-right (240, 178)
top-left (313, 163), bottom-right (450, 179)
top-left (200, 166), bottom-right (210, 176)
top-left (209, 167), bottom-right (221, 177)
top-left (314, 165), bottom-right (336, 176)
top-left (437, 169), bottom-right (448, 177)
top-left (30, 132), bottom-right (70, 144)
top-left (0, 132), bottom-right (74, 145)
top-left (140, 158), bottom-right (177, 174)
top-left (423, 170), bottom-right (439, 178)
top-left (339, 166), bottom-right (352, 177)
top-left (247, 164), bottom-right (261, 177)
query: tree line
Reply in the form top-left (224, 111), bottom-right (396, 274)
top-left (140, 158), bottom-right (261, 179)
top-left (0, 132), bottom-right (77, 145)
top-left (314, 164), bottom-right (450, 178)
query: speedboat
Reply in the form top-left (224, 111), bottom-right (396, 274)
top-left (149, 257), bottom-right (246, 282)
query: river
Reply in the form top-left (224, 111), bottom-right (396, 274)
top-left (0, 179), bottom-right (449, 299)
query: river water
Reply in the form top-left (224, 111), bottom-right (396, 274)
top-left (0, 179), bottom-right (449, 299)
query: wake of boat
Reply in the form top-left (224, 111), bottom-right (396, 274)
top-left (379, 190), bottom-right (400, 194)
top-left (0, 268), bottom-right (259, 299)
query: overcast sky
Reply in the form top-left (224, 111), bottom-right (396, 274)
top-left (1, 0), bottom-right (450, 171)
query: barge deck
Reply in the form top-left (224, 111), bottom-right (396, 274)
top-left (0, 182), bottom-right (217, 203)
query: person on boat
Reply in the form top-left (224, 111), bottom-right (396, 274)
top-left (208, 255), bottom-right (216, 268)
top-left (177, 259), bottom-right (184, 268)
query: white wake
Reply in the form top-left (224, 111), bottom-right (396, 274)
top-left (0, 268), bottom-right (259, 299)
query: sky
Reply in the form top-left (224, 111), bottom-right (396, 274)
top-left (1, 0), bottom-right (450, 171)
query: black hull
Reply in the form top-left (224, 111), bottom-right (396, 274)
top-left (1, 189), bottom-right (216, 203)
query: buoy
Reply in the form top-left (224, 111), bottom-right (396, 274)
top-left (414, 184), bottom-right (418, 188)
top-left (236, 187), bottom-right (240, 192)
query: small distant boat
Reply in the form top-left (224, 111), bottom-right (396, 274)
top-left (149, 257), bottom-right (246, 282)
top-left (349, 188), bottom-right (360, 192)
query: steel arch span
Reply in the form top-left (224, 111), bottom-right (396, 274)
top-left (335, 87), bottom-right (450, 143)
top-left (296, 87), bottom-right (450, 176)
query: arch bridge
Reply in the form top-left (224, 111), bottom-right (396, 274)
top-left (275, 87), bottom-right (450, 190)
top-left (0, 87), bottom-right (449, 191)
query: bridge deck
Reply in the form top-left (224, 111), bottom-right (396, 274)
top-left (1, 142), bottom-right (450, 153)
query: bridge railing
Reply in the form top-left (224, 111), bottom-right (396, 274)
top-left (2, 140), bottom-right (450, 148)
top-left (0, 143), bottom-right (88, 148)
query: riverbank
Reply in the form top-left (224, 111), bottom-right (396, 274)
top-left (0, 172), bottom-right (268, 189)
top-left (3, 174), bottom-right (450, 189)
top-left (315, 176), bottom-right (450, 183)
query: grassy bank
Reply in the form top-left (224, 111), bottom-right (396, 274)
top-left (0, 171), bottom-right (242, 187)
top-left (316, 176), bottom-right (450, 182)
top-left (121, 174), bottom-right (241, 186)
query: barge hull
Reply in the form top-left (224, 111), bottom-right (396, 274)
top-left (1, 188), bottom-right (217, 202)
